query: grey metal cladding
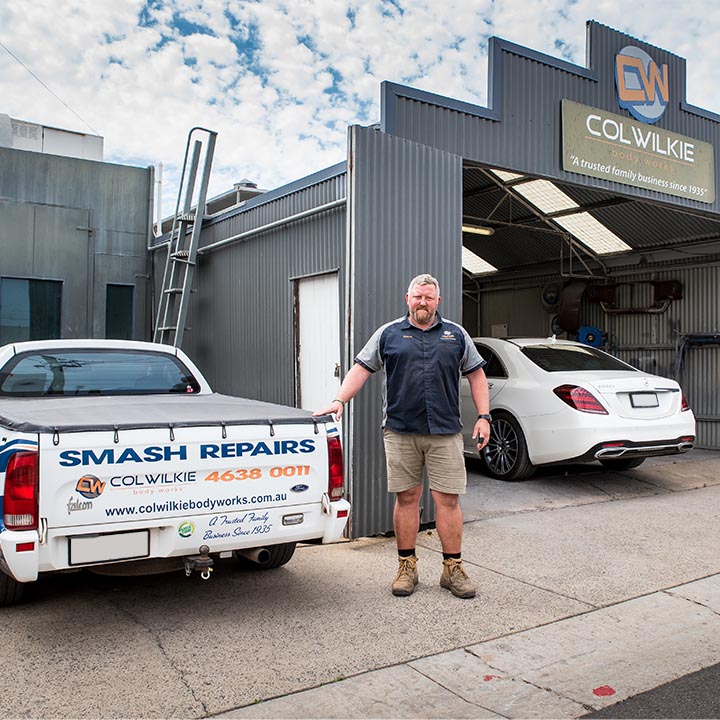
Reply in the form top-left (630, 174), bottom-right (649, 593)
top-left (382, 21), bottom-right (720, 214)
top-left (179, 170), bottom-right (346, 407)
top-left (347, 125), bottom-right (462, 537)
top-left (199, 167), bottom-right (346, 249)
top-left (0, 148), bottom-right (152, 250)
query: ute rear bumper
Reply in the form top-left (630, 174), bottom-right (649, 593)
top-left (1, 498), bottom-right (350, 581)
top-left (0, 528), bottom-right (40, 582)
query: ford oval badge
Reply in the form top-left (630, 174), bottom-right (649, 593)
top-left (290, 484), bottom-right (309, 493)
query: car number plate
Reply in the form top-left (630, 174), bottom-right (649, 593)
top-left (68, 530), bottom-right (150, 566)
top-left (630, 392), bottom-right (659, 408)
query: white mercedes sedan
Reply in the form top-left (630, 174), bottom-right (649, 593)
top-left (461, 337), bottom-right (696, 481)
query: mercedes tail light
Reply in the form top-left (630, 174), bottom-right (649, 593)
top-left (553, 385), bottom-right (608, 414)
top-left (4, 451), bottom-right (39, 530)
top-left (681, 393), bottom-right (691, 412)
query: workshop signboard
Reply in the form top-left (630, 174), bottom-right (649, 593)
top-left (562, 100), bottom-right (715, 203)
top-left (562, 99), bottom-right (715, 204)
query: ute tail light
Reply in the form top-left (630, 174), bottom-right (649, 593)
top-left (681, 393), bottom-right (691, 412)
top-left (4, 451), bottom-right (39, 530)
top-left (327, 434), bottom-right (344, 500)
top-left (553, 385), bottom-right (608, 414)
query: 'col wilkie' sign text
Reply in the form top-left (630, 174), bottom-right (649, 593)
top-left (562, 99), bottom-right (715, 204)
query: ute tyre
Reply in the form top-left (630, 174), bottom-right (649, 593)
top-left (600, 457), bottom-right (646, 471)
top-left (481, 412), bottom-right (535, 481)
top-left (260, 542), bottom-right (296, 569)
top-left (0, 571), bottom-right (27, 607)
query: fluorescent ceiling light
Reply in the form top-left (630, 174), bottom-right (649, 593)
top-left (512, 179), bottom-right (579, 214)
top-left (488, 168), bottom-right (524, 182)
top-left (462, 247), bottom-right (498, 275)
top-left (462, 224), bottom-right (495, 236)
top-left (554, 213), bottom-right (632, 254)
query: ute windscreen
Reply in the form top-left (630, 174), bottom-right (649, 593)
top-left (0, 350), bottom-right (201, 396)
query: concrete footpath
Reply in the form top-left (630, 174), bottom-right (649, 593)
top-left (215, 452), bottom-right (720, 719)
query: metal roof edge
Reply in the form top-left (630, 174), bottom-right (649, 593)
top-left (492, 36), bottom-right (597, 81)
top-left (380, 36), bottom-right (597, 135)
top-left (198, 161), bottom-right (347, 229)
top-left (680, 101), bottom-right (720, 124)
top-left (381, 80), bottom-right (499, 134)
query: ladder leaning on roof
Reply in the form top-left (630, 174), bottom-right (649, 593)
top-left (153, 126), bottom-right (217, 347)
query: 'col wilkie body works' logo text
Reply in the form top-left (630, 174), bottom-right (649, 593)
top-left (615, 46), bottom-right (669, 124)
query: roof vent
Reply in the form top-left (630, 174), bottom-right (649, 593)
top-left (11, 119), bottom-right (41, 140)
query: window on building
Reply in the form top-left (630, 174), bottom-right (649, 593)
top-left (0, 278), bottom-right (62, 345)
top-left (106, 284), bottom-right (134, 340)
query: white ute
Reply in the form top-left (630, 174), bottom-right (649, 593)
top-left (0, 340), bottom-right (350, 606)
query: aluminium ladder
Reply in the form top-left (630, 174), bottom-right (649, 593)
top-left (153, 126), bottom-right (217, 347)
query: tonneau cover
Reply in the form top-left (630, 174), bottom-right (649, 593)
top-left (0, 393), bottom-right (332, 434)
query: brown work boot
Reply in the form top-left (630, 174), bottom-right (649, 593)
top-left (391, 555), bottom-right (418, 596)
top-left (440, 558), bottom-right (476, 598)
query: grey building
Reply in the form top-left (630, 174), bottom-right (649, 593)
top-left (0, 117), bottom-right (153, 342)
top-left (4, 22), bottom-right (718, 539)
top-left (151, 21), bottom-right (720, 538)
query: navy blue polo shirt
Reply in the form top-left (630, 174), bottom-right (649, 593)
top-left (355, 313), bottom-right (485, 435)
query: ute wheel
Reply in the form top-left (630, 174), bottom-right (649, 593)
top-left (235, 542), bottom-right (297, 570)
top-left (0, 571), bottom-right (27, 607)
top-left (481, 412), bottom-right (535, 481)
top-left (600, 457), bottom-right (646, 471)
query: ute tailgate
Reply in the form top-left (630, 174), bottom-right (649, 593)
top-left (40, 423), bottom-right (330, 530)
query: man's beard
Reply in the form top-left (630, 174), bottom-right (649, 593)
top-left (411, 308), bottom-right (433, 324)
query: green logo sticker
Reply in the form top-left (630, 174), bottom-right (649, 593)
top-left (178, 521), bottom-right (195, 538)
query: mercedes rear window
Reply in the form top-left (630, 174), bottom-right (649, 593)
top-left (521, 345), bottom-right (636, 372)
top-left (0, 350), bottom-right (201, 396)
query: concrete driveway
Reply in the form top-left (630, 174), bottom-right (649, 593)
top-left (2, 451), bottom-right (719, 719)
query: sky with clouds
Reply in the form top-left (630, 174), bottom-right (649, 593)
top-left (2, 0), bottom-right (720, 220)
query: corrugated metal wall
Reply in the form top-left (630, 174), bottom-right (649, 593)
top-left (475, 262), bottom-right (720, 449)
top-left (347, 125), bottom-right (463, 537)
top-left (173, 169), bottom-right (347, 408)
top-left (152, 132), bottom-right (465, 538)
top-left (471, 282), bottom-right (556, 338)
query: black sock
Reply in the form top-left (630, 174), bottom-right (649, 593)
top-left (443, 552), bottom-right (461, 561)
top-left (398, 548), bottom-right (416, 558)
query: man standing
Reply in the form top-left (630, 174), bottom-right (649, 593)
top-left (315, 274), bottom-right (490, 598)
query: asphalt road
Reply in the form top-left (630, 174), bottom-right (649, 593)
top-left (581, 661), bottom-right (720, 719)
top-left (2, 450), bottom-right (719, 719)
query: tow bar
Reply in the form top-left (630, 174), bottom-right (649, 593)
top-left (185, 544), bottom-right (214, 580)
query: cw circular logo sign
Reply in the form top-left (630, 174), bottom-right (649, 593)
top-left (75, 474), bottom-right (106, 499)
top-left (615, 46), bottom-right (669, 124)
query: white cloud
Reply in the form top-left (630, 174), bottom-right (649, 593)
top-left (1, 0), bottom-right (719, 218)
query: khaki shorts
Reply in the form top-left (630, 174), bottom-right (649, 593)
top-left (383, 428), bottom-right (467, 495)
